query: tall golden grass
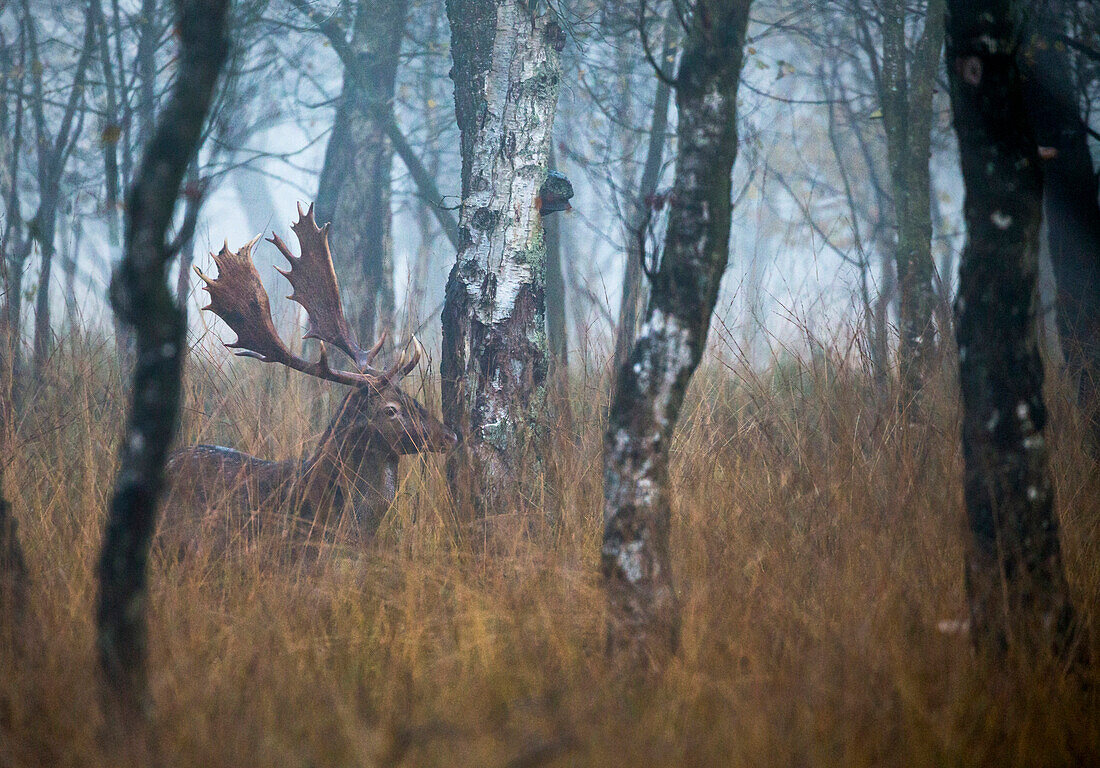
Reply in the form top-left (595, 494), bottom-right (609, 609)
top-left (1, 324), bottom-right (1098, 767)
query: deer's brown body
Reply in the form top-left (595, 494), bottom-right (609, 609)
top-left (158, 204), bottom-right (455, 555)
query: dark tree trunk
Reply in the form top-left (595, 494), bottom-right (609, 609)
top-left (879, 0), bottom-right (944, 402)
top-left (97, 0), bottom-right (228, 719)
top-left (441, 0), bottom-right (563, 509)
top-left (315, 0), bottom-right (408, 347)
top-left (290, 0), bottom-right (459, 254)
top-left (0, 471), bottom-right (27, 651)
top-left (92, 0), bottom-right (122, 246)
top-left (945, 0), bottom-right (1082, 662)
top-left (602, 0), bottom-right (751, 665)
top-left (1022, 10), bottom-right (1100, 436)
top-left (135, 0), bottom-right (158, 148)
top-left (31, 214), bottom-right (57, 377)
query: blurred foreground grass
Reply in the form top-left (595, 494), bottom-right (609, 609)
top-left (2, 328), bottom-right (1098, 767)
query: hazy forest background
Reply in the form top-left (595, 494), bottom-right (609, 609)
top-left (2, 0), bottom-right (1099, 765)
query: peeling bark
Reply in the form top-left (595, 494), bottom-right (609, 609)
top-left (441, 0), bottom-right (563, 508)
top-left (316, 0), bottom-right (408, 346)
top-left (945, 0), bottom-right (1082, 662)
top-left (97, 0), bottom-right (228, 718)
top-left (602, 0), bottom-right (751, 665)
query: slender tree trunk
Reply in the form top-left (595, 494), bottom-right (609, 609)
top-left (31, 214), bottom-right (57, 378)
top-left (174, 163), bottom-right (202, 305)
top-left (441, 0), bottom-right (563, 509)
top-left (315, 0), bottom-right (407, 347)
top-left (92, 0), bottom-right (122, 246)
top-left (135, 0), bottom-right (158, 148)
top-left (1037, 220), bottom-right (1065, 362)
top-left (612, 13), bottom-right (676, 377)
top-left (881, 0), bottom-right (944, 402)
top-left (407, 229), bottom-right (435, 334)
top-left (3, 248), bottom-right (27, 392)
top-left (111, 0), bottom-right (133, 192)
top-left (98, 0), bottom-right (228, 720)
top-left (405, 5), bottom-right (444, 337)
top-left (543, 160), bottom-right (573, 439)
top-left (408, 179), bottom-right (439, 336)
top-left (62, 211), bottom-right (82, 331)
top-left (820, 65), bottom-right (889, 385)
top-left (875, 247), bottom-right (897, 379)
top-left (546, 151), bottom-right (569, 377)
top-left (602, 0), bottom-right (751, 665)
top-left (945, 0), bottom-right (1081, 662)
top-left (1, 39), bottom-right (26, 401)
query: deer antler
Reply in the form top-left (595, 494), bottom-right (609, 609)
top-left (382, 335), bottom-right (423, 382)
top-left (195, 235), bottom-right (379, 388)
top-left (197, 203), bottom-right (425, 387)
top-left (267, 202), bottom-right (374, 369)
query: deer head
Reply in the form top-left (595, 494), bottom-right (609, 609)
top-left (195, 203), bottom-right (457, 458)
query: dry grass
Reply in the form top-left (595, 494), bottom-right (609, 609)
top-left (2, 327), bottom-right (1098, 768)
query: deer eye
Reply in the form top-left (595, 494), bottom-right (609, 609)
top-left (382, 404), bottom-right (401, 417)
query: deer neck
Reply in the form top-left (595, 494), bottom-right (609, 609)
top-left (347, 449), bottom-right (399, 534)
top-left (303, 409), bottom-right (399, 537)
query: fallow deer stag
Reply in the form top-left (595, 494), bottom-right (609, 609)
top-left (160, 203), bottom-right (456, 555)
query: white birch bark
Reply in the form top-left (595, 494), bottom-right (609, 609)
top-left (441, 0), bottom-right (564, 506)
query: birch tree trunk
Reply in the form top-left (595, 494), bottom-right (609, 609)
top-left (316, 0), bottom-right (408, 347)
top-left (602, 0), bottom-right (751, 664)
top-left (945, 0), bottom-right (1081, 662)
top-left (441, 0), bottom-right (564, 507)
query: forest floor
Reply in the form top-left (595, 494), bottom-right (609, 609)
top-left (2, 329), bottom-right (1099, 767)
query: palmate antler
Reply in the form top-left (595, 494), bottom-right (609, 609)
top-left (195, 202), bottom-right (422, 386)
